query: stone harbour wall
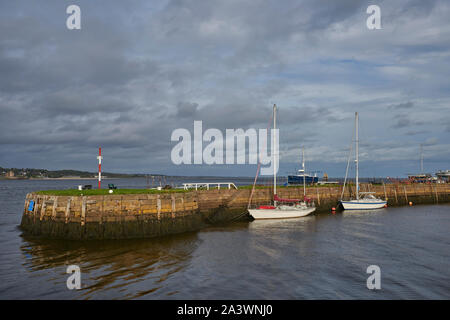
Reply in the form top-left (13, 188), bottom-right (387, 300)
top-left (20, 183), bottom-right (450, 240)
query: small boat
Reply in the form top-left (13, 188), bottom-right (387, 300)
top-left (287, 147), bottom-right (319, 185)
top-left (249, 195), bottom-right (316, 219)
top-left (248, 104), bottom-right (316, 219)
top-left (407, 145), bottom-right (435, 183)
top-left (287, 173), bottom-right (318, 185)
top-left (436, 170), bottom-right (450, 183)
top-left (339, 112), bottom-right (387, 210)
top-left (340, 193), bottom-right (387, 210)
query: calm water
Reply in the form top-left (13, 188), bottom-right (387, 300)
top-left (0, 178), bottom-right (449, 299)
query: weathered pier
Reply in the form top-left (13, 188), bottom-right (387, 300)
top-left (20, 184), bottom-right (450, 240)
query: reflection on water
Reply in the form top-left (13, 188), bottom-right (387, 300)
top-left (19, 233), bottom-right (199, 299)
top-left (249, 216), bottom-right (316, 230)
top-left (341, 208), bottom-right (388, 217)
top-left (248, 217), bottom-right (318, 264)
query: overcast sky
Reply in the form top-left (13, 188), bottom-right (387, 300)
top-left (1, 0), bottom-right (449, 177)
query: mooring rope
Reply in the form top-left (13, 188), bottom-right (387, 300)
top-left (247, 108), bottom-right (273, 209)
top-left (340, 127), bottom-right (355, 200)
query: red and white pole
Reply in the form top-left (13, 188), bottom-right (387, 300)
top-left (97, 147), bottom-right (102, 189)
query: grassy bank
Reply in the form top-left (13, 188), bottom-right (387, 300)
top-left (36, 188), bottom-right (189, 196)
top-left (36, 184), bottom-right (345, 195)
top-left (238, 184), bottom-right (340, 189)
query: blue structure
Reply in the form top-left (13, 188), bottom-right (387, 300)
top-left (288, 147), bottom-right (318, 185)
top-left (287, 173), bottom-right (318, 185)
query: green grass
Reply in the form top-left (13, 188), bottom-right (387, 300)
top-left (35, 188), bottom-right (190, 196)
top-left (36, 183), bottom-right (344, 196)
top-left (239, 184), bottom-right (341, 189)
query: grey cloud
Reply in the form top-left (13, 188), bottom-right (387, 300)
top-left (393, 118), bottom-right (412, 128)
top-left (423, 137), bottom-right (438, 146)
top-left (404, 130), bottom-right (430, 136)
top-left (0, 0), bottom-right (449, 176)
top-left (391, 114), bottom-right (427, 129)
top-left (35, 91), bottom-right (128, 116)
top-left (176, 102), bottom-right (199, 117)
top-left (389, 102), bottom-right (414, 109)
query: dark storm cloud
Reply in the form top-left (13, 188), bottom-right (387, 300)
top-left (35, 90), bottom-right (129, 116)
top-left (176, 102), bottom-right (199, 117)
top-left (391, 114), bottom-right (426, 129)
top-left (404, 130), bottom-right (430, 136)
top-left (389, 102), bottom-right (414, 109)
top-left (0, 10), bottom-right (149, 93)
top-left (393, 117), bottom-right (412, 128)
top-left (0, 0), bottom-right (449, 176)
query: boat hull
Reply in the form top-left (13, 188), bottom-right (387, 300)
top-left (340, 200), bottom-right (387, 210)
top-left (249, 207), bottom-right (316, 219)
top-left (287, 175), bottom-right (318, 185)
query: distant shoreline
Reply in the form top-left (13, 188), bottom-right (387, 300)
top-left (0, 177), bottom-right (116, 181)
top-left (30, 177), bottom-right (119, 180)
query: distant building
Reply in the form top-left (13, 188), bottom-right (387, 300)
top-left (7, 170), bottom-right (14, 177)
top-left (407, 173), bottom-right (435, 183)
top-left (436, 170), bottom-right (450, 183)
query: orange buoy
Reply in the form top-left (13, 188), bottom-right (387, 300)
top-left (409, 202), bottom-right (413, 206)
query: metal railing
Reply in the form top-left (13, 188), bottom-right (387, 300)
top-left (182, 182), bottom-right (238, 190)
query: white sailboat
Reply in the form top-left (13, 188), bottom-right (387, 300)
top-left (340, 112), bottom-right (387, 210)
top-left (248, 104), bottom-right (316, 219)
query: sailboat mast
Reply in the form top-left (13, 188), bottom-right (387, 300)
top-left (273, 104), bottom-right (277, 205)
top-left (420, 144), bottom-right (424, 173)
top-left (355, 112), bottom-right (359, 200)
top-left (302, 146), bottom-right (306, 196)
